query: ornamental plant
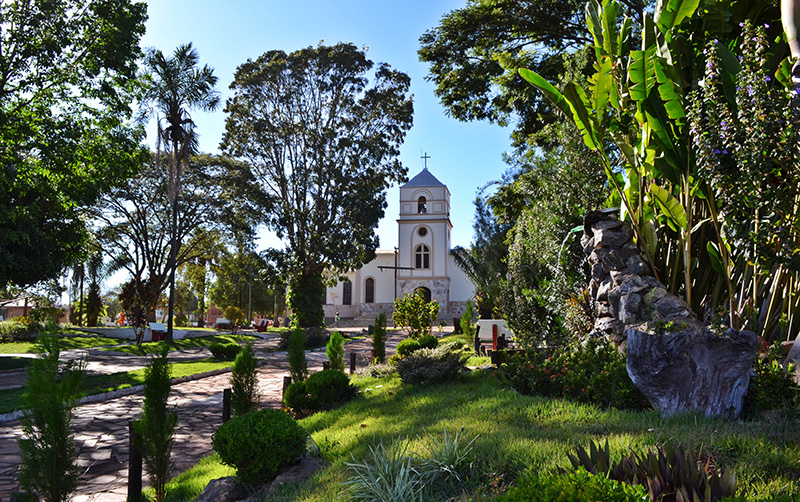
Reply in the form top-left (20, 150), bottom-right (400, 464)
top-left (393, 290), bottom-right (440, 339)
top-left (459, 300), bottom-right (476, 350)
top-left (371, 312), bottom-right (388, 363)
top-left (287, 326), bottom-right (308, 382)
top-left (17, 333), bottom-right (85, 502)
top-left (230, 341), bottom-right (259, 416)
top-left (223, 306), bottom-right (246, 335)
top-left (133, 349), bottom-right (177, 502)
top-left (326, 331), bottom-right (345, 372)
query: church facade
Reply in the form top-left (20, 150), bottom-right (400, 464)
top-left (323, 168), bottom-right (475, 321)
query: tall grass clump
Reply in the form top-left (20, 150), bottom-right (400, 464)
top-left (230, 341), bottom-right (259, 416)
top-left (17, 333), bottom-right (85, 502)
top-left (134, 349), bottom-right (177, 502)
top-left (326, 331), bottom-right (345, 372)
top-left (372, 312), bottom-right (387, 363)
top-left (288, 326), bottom-right (307, 382)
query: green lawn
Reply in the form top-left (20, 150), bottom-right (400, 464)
top-left (0, 335), bottom-right (122, 354)
top-left (163, 371), bottom-right (800, 501)
top-left (99, 334), bottom-right (260, 355)
top-left (0, 357), bottom-right (33, 371)
top-left (0, 358), bottom-right (232, 414)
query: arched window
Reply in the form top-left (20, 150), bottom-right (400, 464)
top-left (343, 280), bottom-right (352, 305)
top-left (414, 286), bottom-right (432, 303)
top-left (415, 244), bottom-right (430, 269)
top-left (365, 278), bottom-right (375, 303)
top-left (417, 196), bottom-right (427, 213)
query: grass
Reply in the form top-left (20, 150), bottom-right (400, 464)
top-left (0, 357), bottom-right (232, 414)
top-left (0, 335), bottom-right (122, 354)
top-left (99, 334), bottom-right (260, 355)
top-left (162, 370), bottom-right (800, 501)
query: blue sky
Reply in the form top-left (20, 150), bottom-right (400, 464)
top-left (141, 0), bottom-right (514, 250)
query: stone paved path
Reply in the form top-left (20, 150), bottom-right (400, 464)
top-left (0, 330), bottom-right (404, 501)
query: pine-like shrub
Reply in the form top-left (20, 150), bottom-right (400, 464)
top-left (17, 334), bottom-right (85, 502)
top-left (326, 331), bottom-right (345, 372)
top-left (460, 300), bottom-right (476, 350)
top-left (396, 343), bottom-right (466, 385)
top-left (372, 312), bottom-right (387, 363)
top-left (209, 342), bottom-right (242, 360)
top-left (287, 326), bottom-right (308, 382)
top-left (396, 338), bottom-right (421, 358)
top-left (495, 468), bottom-right (648, 502)
top-left (230, 342), bottom-right (259, 416)
top-left (304, 369), bottom-right (356, 411)
top-left (212, 409), bottom-right (307, 484)
top-left (133, 349), bottom-right (177, 502)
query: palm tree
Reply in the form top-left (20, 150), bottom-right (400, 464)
top-left (140, 43), bottom-right (219, 342)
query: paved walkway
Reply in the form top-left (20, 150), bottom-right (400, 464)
top-left (0, 330), bottom-right (405, 501)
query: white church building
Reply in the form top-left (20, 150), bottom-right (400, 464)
top-left (323, 168), bottom-right (475, 322)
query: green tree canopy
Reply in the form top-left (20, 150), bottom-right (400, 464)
top-left (0, 0), bottom-right (148, 288)
top-left (222, 42), bottom-right (414, 327)
top-left (418, 0), bottom-right (643, 145)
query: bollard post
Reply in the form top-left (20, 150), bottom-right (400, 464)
top-left (282, 376), bottom-right (292, 400)
top-left (323, 361), bottom-right (330, 371)
top-left (128, 420), bottom-right (142, 502)
top-left (222, 388), bottom-right (231, 423)
top-left (349, 352), bottom-right (356, 374)
top-left (370, 349), bottom-right (375, 363)
top-left (474, 325), bottom-right (482, 354)
top-left (492, 324), bottom-right (499, 351)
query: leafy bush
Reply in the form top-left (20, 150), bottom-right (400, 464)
top-left (208, 342), bottom-right (242, 360)
top-left (565, 440), bottom-right (737, 502)
top-left (18, 333), bottom-right (85, 502)
top-left (133, 349), bottom-right (177, 502)
top-left (326, 331), bottom-right (345, 372)
top-left (495, 467), bottom-right (648, 502)
top-left (418, 334), bottom-right (438, 350)
top-left (743, 357), bottom-right (799, 418)
top-left (212, 409), bottom-right (307, 484)
top-left (285, 369), bottom-right (356, 415)
top-left (397, 343), bottom-right (467, 385)
top-left (0, 308), bottom-right (61, 342)
top-left (393, 290), bottom-right (440, 339)
top-left (396, 338), bottom-right (421, 358)
top-left (287, 327), bottom-right (308, 383)
top-left (372, 312), bottom-right (387, 363)
top-left (230, 342), bottom-right (259, 416)
top-left (497, 338), bottom-right (650, 411)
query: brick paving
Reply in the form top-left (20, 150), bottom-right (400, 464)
top-left (0, 330), bottom-right (404, 501)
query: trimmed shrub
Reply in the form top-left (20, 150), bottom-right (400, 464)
top-left (209, 342), bottom-right (242, 360)
top-left (305, 369), bottom-right (356, 411)
top-left (230, 342), bottom-right (259, 416)
top-left (287, 327), bottom-right (308, 383)
top-left (397, 343), bottom-right (467, 385)
top-left (396, 338), bottom-right (421, 358)
top-left (371, 313), bottom-right (387, 363)
top-left (283, 380), bottom-right (312, 414)
top-left (495, 468), bottom-right (648, 502)
top-left (134, 349), bottom-right (177, 502)
top-left (326, 331), bottom-right (345, 372)
top-left (212, 409), bottom-right (307, 484)
top-left (284, 369), bottom-right (356, 415)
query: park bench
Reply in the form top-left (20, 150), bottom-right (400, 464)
top-left (148, 322), bottom-right (167, 342)
top-left (214, 318), bottom-right (231, 329)
top-left (255, 318), bottom-right (273, 332)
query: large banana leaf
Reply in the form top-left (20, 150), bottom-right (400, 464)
top-left (519, 68), bottom-right (600, 150)
top-left (650, 183), bottom-right (687, 232)
top-left (654, 0), bottom-right (701, 34)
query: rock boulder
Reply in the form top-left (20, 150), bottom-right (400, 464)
top-left (626, 319), bottom-right (757, 418)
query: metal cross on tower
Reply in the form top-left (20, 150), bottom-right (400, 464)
top-left (421, 152), bottom-right (431, 169)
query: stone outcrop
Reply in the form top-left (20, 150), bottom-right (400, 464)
top-left (583, 209), bottom-right (757, 418)
top-left (195, 476), bottom-right (246, 502)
